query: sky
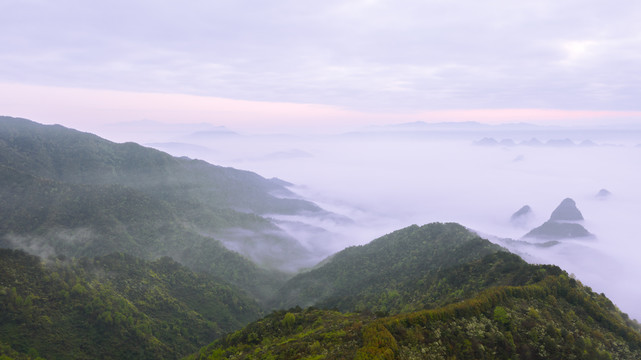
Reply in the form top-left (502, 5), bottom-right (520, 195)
top-left (2, 0), bottom-right (641, 132)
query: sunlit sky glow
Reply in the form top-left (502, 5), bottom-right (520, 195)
top-left (3, 83), bottom-right (641, 134)
top-left (2, 0), bottom-right (641, 132)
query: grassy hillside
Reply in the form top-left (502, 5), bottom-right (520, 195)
top-left (0, 249), bottom-right (263, 360)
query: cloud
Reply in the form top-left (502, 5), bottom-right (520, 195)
top-left (1, 0), bottom-right (641, 112)
top-left (3, 227), bottom-right (96, 259)
top-left (137, 125), bottom-right (641, 320)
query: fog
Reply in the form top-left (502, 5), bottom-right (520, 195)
top-left (98, 122), bottom-right (641, 321)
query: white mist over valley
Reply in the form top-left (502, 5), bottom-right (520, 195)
top-left (89, 121), bottom-right (641, 321)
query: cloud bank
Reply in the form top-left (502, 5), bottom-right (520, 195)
top-left (138, 124), bottom-right (641, 321)
top-left (2, 0), bottom-right (641, 112)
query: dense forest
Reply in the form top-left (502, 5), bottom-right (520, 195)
top-left (193, 224), bottom-right (641, 359)
top-left (1, 117), bottom-right (640, 359)
top-left (0, 249), bottom-right (262, 359)
top-left (273, 223), bottom-right (551, 313)
top-left (0, 116), bottom-right (323, 298)
top-left (193, 275), bottom-right (641, 359)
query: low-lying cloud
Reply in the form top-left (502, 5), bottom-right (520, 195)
top-left (140, 125), bottom-right (641, 320)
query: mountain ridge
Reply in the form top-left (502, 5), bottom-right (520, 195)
top-left (0, 116), bottom-right (332, 297)
top-left (193, 223), bottom-right (641, 360)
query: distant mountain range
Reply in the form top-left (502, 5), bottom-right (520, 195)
top-left (476, 137), bottom-right (606, 147)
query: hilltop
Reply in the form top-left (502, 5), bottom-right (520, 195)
top-left (194, 223), bottom-right (641, 359)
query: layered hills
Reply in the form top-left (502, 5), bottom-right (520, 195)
top-left (273, 223), bottom-right (555, 313)
top-left (0, 116), bottom-right (330, 298)
top-left (2, 117), bottom-right (640, 359)
top-left (194, 223), bottom-right (641, 359)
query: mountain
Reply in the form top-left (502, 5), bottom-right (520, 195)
top-left (521, 137), bottom-right (544, 146)
top-left (596, 188), bottom-right (612, 199)
top-left (524, 221), bottom-right (592, 239)
top-left (474, 137), bottom-right (603, 148)
top-left (192, 284), bottom-right (641, 359)
top-left (272, 223), bottom-right (561, 314)
top-left (0, 117), bottom-right (317, 216)
top-left (546, 138), bottom-right (576, 147)
top-left (0, 116), bottom-right (329, 298)
top-left (193, 223), bottom-right (641, 360)
top-left (549, 198), bottom-right (584, 221)
top-left (0, 249), bottom-right (263, 359)
top-left (524, 198), bottom-right (592, 240)
top-left (510, 205), bottom-right (533, 227)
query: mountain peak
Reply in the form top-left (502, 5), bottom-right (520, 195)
top-left (549, 198), bottom-right (584, 221)
top-left (523, 198), bottom-right (592, 240)
top-left (596, 188), bottom-right (612, 199)
top-left (510, 205), bottom-right (533, 227)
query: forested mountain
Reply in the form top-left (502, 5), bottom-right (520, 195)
top-left (0, 117), bottom-right (316, 216)
top-left (193, 277), bottom-right (641, 359)
top-left (273, 223), bottom-right (556, 313)
top-left (0, 116), bottom-right (329, 298)
top-left (0, 249), bottom-right (262, 359)
top-left (195, 223), bottom-right (641, 359)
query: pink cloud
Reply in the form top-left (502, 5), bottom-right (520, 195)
top-left (1, 83), bottom-right (639, 133)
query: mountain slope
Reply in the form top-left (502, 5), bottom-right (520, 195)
top-left (0, 249), bottom-right (263, 360)
top-left (0, 116), bottom-right (330, 297)
top-left (0, 116), bottom-right (316, 216)
top-left (194, 276), bottom-right (641, 359)
top-left (0, 163), bottom-right (283, 301)
top-left (194, 223), bottom-right (641, 359)
top-left (273, 223), bottom-right (553, 313)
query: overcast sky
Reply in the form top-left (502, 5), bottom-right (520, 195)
top-left (1, 0), bottom-right (641, 130)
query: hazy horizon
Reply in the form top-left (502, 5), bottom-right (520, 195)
top-left (2, 0), bottom-right (641, 132)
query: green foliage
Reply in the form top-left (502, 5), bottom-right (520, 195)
top-left (196, 275), bottom-right (641, 359)
top-left (190, 308), bottom-right (371, 360)
top-left (493, 306), bottom-right (510, 325)
top-left (194, 223), bottom-right (641, 360)
top-left (0, 249), bottom-right (263, 359)
top-left (273, 223), bottom-right (560, 314)
top-left (355, 323), bottom-right (397, 360)
top-left (0, 117), bottom-right (318, 216)
top-left (282, 313), bottom-right (296, 329)
top-left (0, 116), bottom-right (319, 299)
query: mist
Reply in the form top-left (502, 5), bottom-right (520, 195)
top-left (96, 122), bottom-right (641, 321)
